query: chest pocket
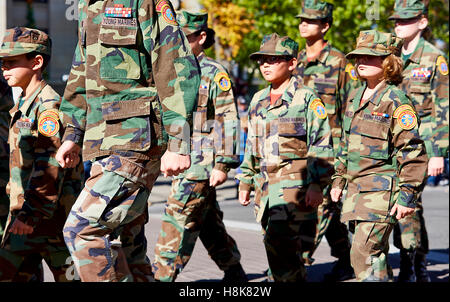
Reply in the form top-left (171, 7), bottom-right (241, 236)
top-left (193, 82), bottom-right (213, 133)
top-left (357, 119), bottom-right (390, 159)
top-left (98, 18), bottom-right (141, 80)
top-left (314, 78), bottom-right (337, 115)
top-left (409, 82), bottom-right (432, 117)
top-left (278, 119), bottom-right (307, 160)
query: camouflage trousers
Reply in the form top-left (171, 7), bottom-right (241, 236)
top-left (152, 178), bottom-right (241, 282)
top-left (260, 202), bottom-right (315, 282)
top-left (0, 221), bottom-right (72, 282)
top-left (350, 221), bottom-right (394, 281)
top-left (63, 154), bottom-right (160, 282)
top-left (393, 196), bottom-right (429, 255)
top-left (301, 194), bottom-right (351, 264)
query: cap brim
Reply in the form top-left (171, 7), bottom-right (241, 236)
top-left (388, 11), bottom-right (422, 20)
top-left (346, 48), bottom-right (390, 59)
top-left (295, 13), bottom-right (322, 19)
top-left (0, 49), bottom-right (31, 58)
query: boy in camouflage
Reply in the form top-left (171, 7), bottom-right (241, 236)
top-left (330, 30), bottom-right (428, 281)
top-left (56, 0), bottom-right (201, 281)
top-left (0, 27), bottom-right (83, 281)
top-left (388, 0), bottom-right (449, 282)
top-left (236, 33), bottom-right (334, 282)
top-left (152, 11), bottom-right (246, 282)
top-left (293, 0), bottom-right (359, 281)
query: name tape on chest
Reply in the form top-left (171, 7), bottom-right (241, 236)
top-left (393, 105), bottom-right (417, 130)
top-left (309, 98), bottom-right (327, 119)
top-left (437, 56), bottom-right (449, 76)
top-left (214, 72), bottom-right (231, 91)
top-left (345, 63), bottom-right (358, 81)
top-left (105, 4), bottom-right (132, 18)
top-left (38, 110), bottom-right (60, 137)
top-left (16, 118), bottom-right (34, 129)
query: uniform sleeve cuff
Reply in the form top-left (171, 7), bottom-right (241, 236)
top-left (332, 177), bottom-right (346, 190)
top-left (396, 190), bottom-right (416, 208)
top-left (213, 163), bottom-right (230, 174)
top-left (62, 127), bottom-right (84, 147)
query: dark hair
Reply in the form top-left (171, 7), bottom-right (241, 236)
top-left (321, 15), bottom-right (333, 29)
top-left (382, 54), bottom-right (403, 85)
top-left (25, 51), bottom-right (50, 71)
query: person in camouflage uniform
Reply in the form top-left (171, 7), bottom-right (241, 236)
top-left (236, 33), bottom-right (334, 282)
top-left (0, 71), bottom-right (14, 238)
top-left (152, 11), bottom-right (246, 282)
top-left (56, 0), bottom-right (201, 282)
top-left (388, 0), bottom-right (449, 282)
top-left (330, 30), bottom-right (428, 282)
top-left (293, 0), bottom-right (360, 281)
top-left (0, 27), bottom-right (83, 282)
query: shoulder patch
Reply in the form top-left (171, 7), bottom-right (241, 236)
top-left (214, 72), bottom-right (231, 91)
top-left (397, 110), bottom-right (417, 130)
top-left (160, 4), bottom-right (178, 25)
top-left (393, 104), bottom-right (415, 118)
top-left (38, 112), bottom-right (59, 137)
top-left (345, 63), bottom-right (358, 81)
top-left (436, 56), bottom-right (448, 76)
top-left (309, 98), bottom-right (327, 119)
top-left (39, 109), bottom-right (60, 121)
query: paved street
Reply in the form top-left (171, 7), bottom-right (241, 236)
top-left (44, 172), bottom-right (449, 282)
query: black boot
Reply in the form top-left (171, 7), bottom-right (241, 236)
top-left (397, 249), bottom-right (416, 282)
top-left (414, 252), bottom-right (431, 282)
top-left (222, 263), bottom-right (248, 282)
top-left (323, 253), bottom-right (355, 282)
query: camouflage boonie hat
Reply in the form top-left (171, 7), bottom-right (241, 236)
top-left (249, 33), bottom-right (299, 60)
top-left (0, 27), bottom-right (51, 58)
top-left (296, 0), bottom-right (334, 20)
top-left (388, 0), bottom-right (429, 20)
top-left (346, 30), bottom-right (404, 59)
top-left (177, 10), bottom-right (215, 49)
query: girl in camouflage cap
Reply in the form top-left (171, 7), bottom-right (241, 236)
top-left (330, 30), bottom-right (428, 281)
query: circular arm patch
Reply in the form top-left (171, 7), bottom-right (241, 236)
top-left (214, 72), bottom-right (231, 91)
top-left (345, 63), bottom-right (358, 81)
top-left (38, 115), bottom-right (60, 137)
top-left (437, 56), bottom-right (448, 76)
top-left (309, 98), bottom-right (327, 119)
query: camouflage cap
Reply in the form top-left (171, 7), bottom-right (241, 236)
top-left (388, 0), bottom-right (429, 20)
top-left (249, 33), bottom-right (299, 60)
top-left (0, 27), bottom-right (51, 58)
top-left (346, 30), bottom-right (404, 59)
top-left (176, 10), bottom-right (215, 49)
top-left (296, 0), bottom-right (334, 20)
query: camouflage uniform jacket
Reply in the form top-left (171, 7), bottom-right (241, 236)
top-left (0, 78), bottom-right (14, 189)
top-left (399, 37), bottom-right (449, 158)
top-left (60, 0), bottom-right (200, 161)
top-left (180, 52), bottom-right (240, 180)
top-left (332, 82), bottom-right (428, 223)
top-left (6, 81), bottom-right (83, 230)
top-left (294, 43), bottom-right (360, 154)
top-left (236, 76), bottom-right (334, 220)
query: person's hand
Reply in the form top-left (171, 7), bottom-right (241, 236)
top-left (209, 169), bottom-right (227, 187)
top-left (239, 190), bottom-right (250, 206)
top-left (9, 219), bottom-right (33, 235)
top-left (160, 151), bottom-right (191, 177)
top-left (56, 141), bottom-right (81, 168)
top-left (330, 187), bottom-right (343, 202)
top-left (305, 186), bottom-right (323, 208)
top-left (390, 203), bottom-right (415, 220)
top-left (428, 157), bottom-right (444, 177)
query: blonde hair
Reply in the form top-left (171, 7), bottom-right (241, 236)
top-left (381, 54), bottom-right (403, 85)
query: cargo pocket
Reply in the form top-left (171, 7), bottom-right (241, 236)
top-left (100, 98), bottom-right (154, 152)
top-left (278, 120), bottom-right (307, 160)
top-left (358, 121), bottom-right (390, 160)
top-left (98, 23), bottom-right (141, 80)
top-left (354, 174), bottom-right (393, 218)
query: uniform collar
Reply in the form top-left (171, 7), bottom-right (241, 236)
top-left (407, 37), bottom-right (425, 65)
top-left (263, 76), bottom-right (299, 110)
top-left (298, 42), bottom-right (331, 65)
top-left (10, 80), bottom-right (47, 117)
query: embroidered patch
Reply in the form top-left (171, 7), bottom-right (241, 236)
top-left (397, 110), bottom-right (417, 130)
top-left (102, 17), bottom-right (137, 27)
top-left (105, 4), bottom-right (132, 18)
top-left (393, 104), bottom-right (415, 118)
top-left (411, 67), bottom-right (432, 80)
top-left (16, 118), bottom-right (33, 129)
top-left (38, 115), bottom-right (59, 137)
top-left (309, 98), bottom-right (327, 119)
top-left (39, 109), bottom-right (60, 121)
top-left (161, 4), bottom-right (178, 25)
top-left (437, 56), bottom-right (448, 76)
top-left (345, 63), bottom-right (358, 81)
top-left (214, 72), bottom-right (231, 91)
top-left (156, 0), bottom-right (168, 12)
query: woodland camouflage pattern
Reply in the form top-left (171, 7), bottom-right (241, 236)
top-left (296, 0), bottom-right (333, 19)
top-left (153, 50), bottom-right (241, 281)
top-left (60, 0), bottom-right (200, 160)
top-left (249, 33), bottom-right (299, 60)
top-left (0, 27), bottom-right (52, 57)
top-left (331, 82), bottom-right (428, 281)
top-left (236, 74), bottom-right (334, 281)
top-left (388, 0), bottom-right (429, 20)
top-left (0, 81), bottom-right (83, 281)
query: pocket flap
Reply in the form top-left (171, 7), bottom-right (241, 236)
top-left (278, 119), bottom-right (306, 136)
top-left (410, 83), bottom-right (431, 94)
top-left (355, 174), bottom-right (392, 192)
top-left (358, 120), bottom-right (389, 139)
top-left (102, 98), bottom-right (154, 121)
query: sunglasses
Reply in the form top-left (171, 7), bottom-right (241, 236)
top-left (257, 56), bottom-right (292, 65)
